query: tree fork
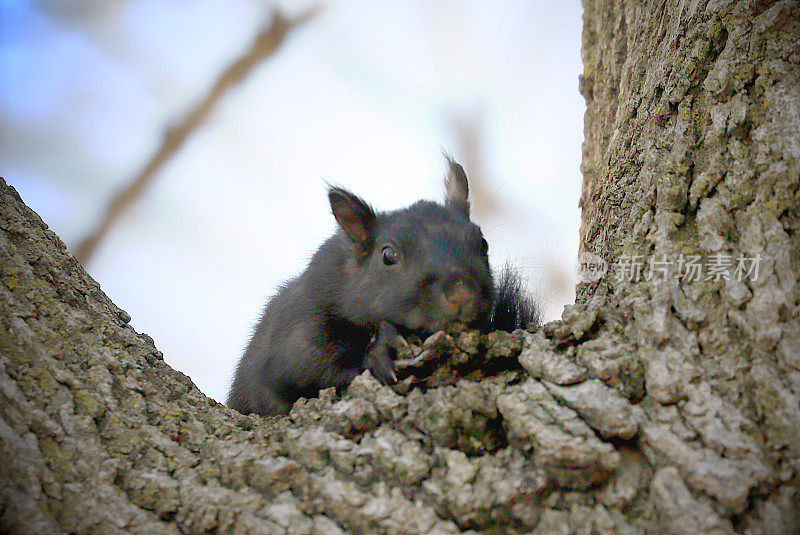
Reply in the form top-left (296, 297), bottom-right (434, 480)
top-left (1, 0), bottom-right (799, 533)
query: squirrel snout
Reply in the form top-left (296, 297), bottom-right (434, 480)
top-left (444, 280), bottom-right (479, 319)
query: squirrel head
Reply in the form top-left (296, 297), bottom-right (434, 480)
top-left (328, 156), bottom-right (493, 333)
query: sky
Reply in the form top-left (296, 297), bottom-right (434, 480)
top-left (0, 0), bottom-right (585, 403)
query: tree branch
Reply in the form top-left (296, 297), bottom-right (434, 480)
top-left (74, 5), bottom-right (322, 264)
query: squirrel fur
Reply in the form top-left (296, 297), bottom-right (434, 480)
top-left (227, 157), bottom-right (538, 416)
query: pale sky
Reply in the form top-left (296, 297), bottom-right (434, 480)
top-left (1, 0), bottom-right (585, 403)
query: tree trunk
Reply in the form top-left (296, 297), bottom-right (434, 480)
top-left (1, 0), bottom-right (798, 533)
top-left (577, 0), bottom-right (799, 531)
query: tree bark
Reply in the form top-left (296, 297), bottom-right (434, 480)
top-left (1, 0), bottom-right (798, 533)
top-left (577, 0), bottom-right (799, 531)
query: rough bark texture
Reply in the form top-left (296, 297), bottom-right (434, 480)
top-left (577, 0), bottom-right (800, 532)
top-left (1, 0), bottom-right (798, 533)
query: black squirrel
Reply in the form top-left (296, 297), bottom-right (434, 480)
top-left (227, 156), bottom-right (539, 416)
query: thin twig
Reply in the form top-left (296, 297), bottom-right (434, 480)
top-left (75, 5), bottom-right (322, 264)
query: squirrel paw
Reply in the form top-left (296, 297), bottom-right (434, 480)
top-left (364, 352), bottom-right (397, 384)
top-left (364, 320), bottom-right (399, 384)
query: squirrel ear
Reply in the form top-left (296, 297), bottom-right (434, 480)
top-left (443, 154), bottom-right (470, 216)
top-left (328, 187), bottom-right (376, 247)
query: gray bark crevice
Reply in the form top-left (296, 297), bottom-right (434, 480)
top-left (1, 0), bottom-right (799, 533)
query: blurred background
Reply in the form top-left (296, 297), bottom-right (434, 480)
top-left (0, 0), bottom-right (584, 403)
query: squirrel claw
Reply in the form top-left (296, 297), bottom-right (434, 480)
top-left (364, 352), bottom-right (397, 385)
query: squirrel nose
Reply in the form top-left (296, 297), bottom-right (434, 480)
top-left (446, 280), bottom-right (476, 312)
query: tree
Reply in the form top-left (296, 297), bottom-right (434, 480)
top-left (1, 0), bottom-right (798, 533)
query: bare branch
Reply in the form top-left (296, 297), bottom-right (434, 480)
top-left (74, 5), bottom-right (322, 265)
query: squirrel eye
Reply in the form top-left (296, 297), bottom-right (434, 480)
top-left (382, 246), bottom-right (399, 266)
top-left (480, 238), bottom-right (489, 256)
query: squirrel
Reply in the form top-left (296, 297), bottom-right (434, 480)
top-left (227, 156), bottom-right (539, 416)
